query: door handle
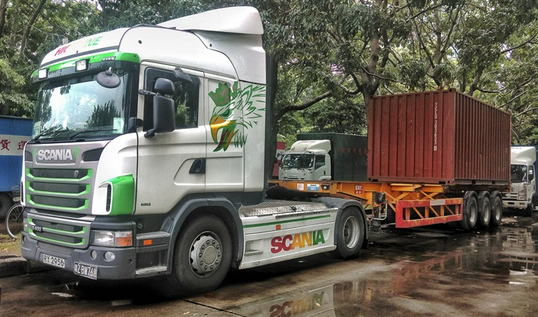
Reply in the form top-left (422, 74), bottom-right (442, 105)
top-left (189, 158), bottom-right (206, 174)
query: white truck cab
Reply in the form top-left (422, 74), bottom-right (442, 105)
top-left (503, 146), bottom-right (536, 215)
top-left (279, 140), bottom-right (332, 181)
top-left (20, 7), bottom-right (367, 296)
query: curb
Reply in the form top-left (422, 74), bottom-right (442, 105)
top-left (0, 254), bottom-right (52, 278)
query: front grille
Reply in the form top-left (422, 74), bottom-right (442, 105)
top-left (26, 167), bottom-right (93, 213)
top-left (28, 213), bottom-right (90, 248)
top-left (29, 168), bottom-right (90, 179)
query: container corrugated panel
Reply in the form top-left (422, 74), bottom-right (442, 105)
top-left (367, 90), bottom-right (511, 186)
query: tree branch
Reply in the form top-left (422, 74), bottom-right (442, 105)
top-left (274, 91), bottom-right (332, 122)
top-left (19, 0), bottom-right (47, 57)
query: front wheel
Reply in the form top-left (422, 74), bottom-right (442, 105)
top-left (333, 207), bottom-right (365, 259)
top-left (166, 215), bottom-right (232, 297)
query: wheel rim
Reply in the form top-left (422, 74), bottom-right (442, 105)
top-left (343, 216), bottom-right (360, 248)
top-left (469, 199), bottom-right (478, 225)
top-left (189, 232), bottom-right (222, 277)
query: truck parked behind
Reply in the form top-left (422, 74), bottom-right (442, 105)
top-left (273, 90), bottom-right (511, 231)
top-left (279, 133), bottom-right (367, 181)
top-left (0, 116), bottom-right (32, 219)
top-left (503, 146), bottom-right (536, 215)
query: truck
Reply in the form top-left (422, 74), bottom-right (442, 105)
top-left (272, 90), bottom-right (511, 231)
top-left (19, 7), bottom-right (368, 296)
top-left (503, 146), bottom-right (536, 215)
top-left (0, 116), bottom-right (32, 219)
top-left (279, 133), bottom-right (368, 182)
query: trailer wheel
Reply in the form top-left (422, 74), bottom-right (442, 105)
top-left (333, 207), bottom-right (365, 259)
top-left (489, 191), bottom-right (503, 227)
top-left (166, 215), bottom-right (232, 296)
top-left (460, 191), bottom-right (478, 231)
top-left (477, 191), bottom-right (491, 228)
top-left (0, 194), bottom-right (12, 220)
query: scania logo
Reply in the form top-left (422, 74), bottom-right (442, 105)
top-left (37, 149), bottom-right (74, 161)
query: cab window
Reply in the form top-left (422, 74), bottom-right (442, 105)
top-left (143, 68), bottom-right (200, 131)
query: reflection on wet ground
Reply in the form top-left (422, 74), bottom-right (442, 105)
top-left (1, 212), bottom-right (537, 317)
top-left (229, 212), bottom-right (538, 317)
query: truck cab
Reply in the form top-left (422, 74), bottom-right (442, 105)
top-left (503, 146), bottom-right (536, 215)
top-left (279, 140), bottom-right (332, 181)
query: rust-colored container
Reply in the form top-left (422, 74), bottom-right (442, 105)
top-left (367, 90), bottom-right (511, 187)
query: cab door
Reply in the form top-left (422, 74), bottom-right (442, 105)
top-left (135, 63), bottom-right (206, 214)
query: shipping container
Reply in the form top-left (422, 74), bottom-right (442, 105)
top-left (367, 89), bottom-right (511, 187)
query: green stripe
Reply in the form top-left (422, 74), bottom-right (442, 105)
top-left (32, 51), bottom-right (140, 77)
top-left (243, 214), bottom-right (331, 229)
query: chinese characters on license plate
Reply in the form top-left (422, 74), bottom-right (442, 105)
top-left (42, 254), bottom-right (66, 269)
top-left (74, 262), bottom-right (98, 280)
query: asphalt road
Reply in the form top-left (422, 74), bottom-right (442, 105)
top-left (1, 211), bottom-right (537, 317)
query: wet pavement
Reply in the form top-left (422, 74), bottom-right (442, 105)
top-left (1, 211), bottom-right (537, 317)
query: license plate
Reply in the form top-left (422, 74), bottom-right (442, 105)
top-left (42, 254), bottom-right (66, 268)
top-left (74, 262), bottom-right (98, 280)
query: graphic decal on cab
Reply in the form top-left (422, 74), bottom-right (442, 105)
top-left (271, 230), bottom-right (326, 254)
top-left (209, 82), bottom-right (265, 152)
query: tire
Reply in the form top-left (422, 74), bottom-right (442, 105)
top-left (460, 191), bottom-right (478, 231)
top-left (6, 204), bottom-right (24, 238)
top-left (0, 194), bottom-right (12, 220)
top-left (490, 191), bottom-right (503, 227)
top-left (333, 207), bottom-right (365, 259)
top-left (477, 191), bottom-right (491, 228)
top-left (165, 215), bottom-right (232, 296)
top-left (526, 203), bottom-right (534, 217)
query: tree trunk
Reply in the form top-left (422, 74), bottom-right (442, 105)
top-left (19, 0), bottom-right (47, 56)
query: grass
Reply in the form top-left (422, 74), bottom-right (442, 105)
top-left (0, 233), bottom-right (22, 256)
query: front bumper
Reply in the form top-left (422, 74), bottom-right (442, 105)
top-left (21, 232), bottom-right (137, 279)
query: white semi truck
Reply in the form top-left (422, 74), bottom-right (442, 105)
top-left (20, 7), bottom-right (367, 295)
top-left (503, 146), bottom-right (536, 215)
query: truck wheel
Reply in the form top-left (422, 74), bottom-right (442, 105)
top-left (489, 191), bottom-right (503, 227)
top-left (526, 203), bottom-right (534, 217)
top-left (477, 191), bottom-right (491, 228)
top-left (333, 207), bottom-right (365, 259)
top-left (166, 215), bottom-right (232, 296)
top-left (460, 191), bottom-right (478, 231)
top-left (0, 194), bottom-right (12, 220)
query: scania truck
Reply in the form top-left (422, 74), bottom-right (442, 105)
top-left (19, 7), bottom-right (367, 295)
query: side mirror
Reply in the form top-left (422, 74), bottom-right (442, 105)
top-left (529, 173), bottom-right (534, 182)
top-left (145, 78), bottom-right (176, 138)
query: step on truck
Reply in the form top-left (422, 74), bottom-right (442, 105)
top-left (19, 7), bottom-right (368, 295)
top-left (271, 90), bottom-right (511, 231)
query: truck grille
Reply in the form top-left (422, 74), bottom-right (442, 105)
top-left (26, 168), bottom-right (93, 213)
top-left (27, 213), bottom-right (90, 248)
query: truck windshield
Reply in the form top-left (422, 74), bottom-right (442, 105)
top-left (511, 165), bottom-right (528, 183)
top-left (33, 70), bottom-right (131, 141)
top-left (281, 154), bottom-right (314, 169)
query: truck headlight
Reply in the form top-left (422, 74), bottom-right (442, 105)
top-left (518, 188), bottom-right (527, 201)
top-left (91, 230), bottom-right (133, 247)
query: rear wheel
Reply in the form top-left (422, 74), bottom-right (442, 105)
top-left (477, 191), bottom-right (491, 228)
top-left (490, 191), bottom-right (503, 227)
top-left (166, 215), bottom-right (232, 297)
top-left (460, 191), bottom-right (478, 231)
top-left (333, 207), bottom-right (365, 259)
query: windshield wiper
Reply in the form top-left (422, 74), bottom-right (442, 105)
top-left (68, 128), bottom-right (116, 140)
top-left (32, 126), bottom-right (69, 141)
